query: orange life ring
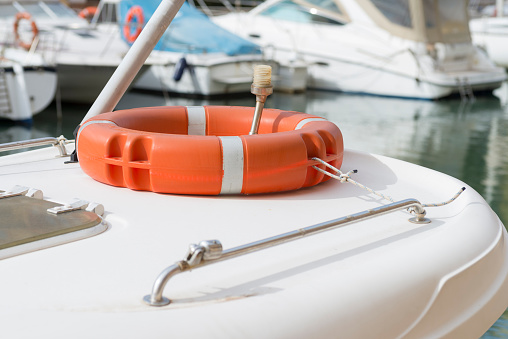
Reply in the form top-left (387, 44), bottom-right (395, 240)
top-left (123, 5), bottom-right (144, 43)
top-left (77, 106), bottom-right (344, 195)
top-left (13, 12), bottom-right (39, 51)
top-left (78, 6), bottom-right (97, 22)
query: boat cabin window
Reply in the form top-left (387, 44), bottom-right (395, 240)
top-left (44, 3), bottom-right (78, 18)
top-left (299, 0), bottom-right (342, 15)
top-left (369, 0), bottom-right (412, 28)
top-left (17, 3), bottom-right (52, 19)
top-left (423, 0), bottom-right (470, 43)
top-left (7, 2), bottom-right (77, 20)
top-left (0, 4), bottom-right (18, 18)
top-left (298, 0), bottom-right (350, 23)
top-left (260, 0), bottom-right (345, 25)
top-left (357, 0), bottom-right (471, 43)
top-left (93, 3), bottom-right (119, 24)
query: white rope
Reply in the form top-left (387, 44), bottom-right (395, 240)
top-left (312, 157), bottom-right (465, 208)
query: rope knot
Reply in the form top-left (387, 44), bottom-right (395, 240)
top-left (339, 173), bottom-right (350, 183)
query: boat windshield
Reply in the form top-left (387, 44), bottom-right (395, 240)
top-left (0, 4), bottom-right (18, 19)
top-left (44, 3), bottom-right (78, 18)
top-left (423, 1), bottom-right (470, 43)
top-left (369, 0), bottom-right (412, 28)
top-left (15, 3), bottom-right (51, 18)
top-left (259, 0), bottom-right (346, 25)
top-left (4, 2), bottom-right (78, 19)
top-left (120, 0), bottom-right (261, 56)
top-left (358, 0), bottom-right (470, 43)
top-left (93, 2), bottom-right (119, 24)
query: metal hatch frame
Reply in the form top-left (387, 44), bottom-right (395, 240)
top-left (0, 187), bottom-right (106, 260)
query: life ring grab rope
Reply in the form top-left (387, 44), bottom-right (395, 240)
top-left (312, 157), bottom-right (467, 209)
top-left (13, 12), bottom-right (39, 51)
top-left (123, 5), bottom-right (144, 43)
top-left (77, 106), bottom-right (343, 195)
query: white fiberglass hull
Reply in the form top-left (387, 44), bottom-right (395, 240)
top-left (470, 16), bottom-right (508, 68)
top-left (214, 12), bottom-right (505, 100)
top-left (135, 52), bottom-right (307, 96)
top-left (24, 67), bottom-right (57, 115)
top-left (304, 54), bottom-right (504, 99)
top-left (56, 63), bottom-right (120, 104)
top-left (0, 65), bottom-right (56, 121)
top-left (56, 60), bottom-right (151, 103)
top-left (0, 143), bottom-right (506, 338)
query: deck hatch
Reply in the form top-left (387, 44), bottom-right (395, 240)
top-left (0, 195), bottom-right (106, 260)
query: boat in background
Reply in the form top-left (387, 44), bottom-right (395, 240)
top-left (213, 0), bottom-right (506, 100)
top-left (94, 0), bottom-right (307, 96)
top-left (0, 0), bottom-right (305, 102)
top-left (470, 0), bottom-right (508, 68)
top-left (0, 0), bottom-right (507, 338)
top-left (0, 47), bottom-right (56, 122)
top-left (0, 0), bottom-right (136, 103)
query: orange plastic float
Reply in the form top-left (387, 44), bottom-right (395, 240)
top-left (78, 6), bottom-right (97, 22)
top-left (77, 106), bottom-right (344, 195)
top-left (13, 12), bottom-right (38, 50)
top-left (123, 5), bottom-right (144, 43)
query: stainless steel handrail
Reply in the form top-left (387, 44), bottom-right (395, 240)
top-left (0, 136), bottom-right (71, 157)
top-left (143, 198), bottom-right (430, 306)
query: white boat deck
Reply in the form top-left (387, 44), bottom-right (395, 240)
top-left (0, 143), bottom-right (506, 338)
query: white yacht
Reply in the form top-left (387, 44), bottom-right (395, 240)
top-left (94, 0), bottom-right (307, 96)
top-left (214, 0), bottom-right (507, 99)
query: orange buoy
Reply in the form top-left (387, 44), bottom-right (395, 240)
top-left (13, 12), bottom-right (38, 51)
top-left (78, 6), bottom-right (97, 22)
top-left (77, 106), bottom-right (344, 195)
top-left (123, 5), bottom-right (144, 43)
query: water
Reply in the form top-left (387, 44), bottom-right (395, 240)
top-left (1, 87), bottom-right (508, 337)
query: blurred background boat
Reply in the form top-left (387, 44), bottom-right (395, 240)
top-left (0, 0), bottom-right (132, 103)
top-left (0, 0), bottom-right (307, 101)
top-left (0, 47), bottom-right (56, 122)
top-left (470, 0), bottom-right (508, 69)
top-left (212, 0), bottom-right (506, 100)
top-left (93, 0), bottom-right (307, 96)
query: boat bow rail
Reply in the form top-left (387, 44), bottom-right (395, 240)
top-left (144, 198), bottom-right (433, 306)
top-left (0, 136), bottom-right (72, 157)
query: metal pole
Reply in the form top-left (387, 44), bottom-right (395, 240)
top-left (497, 0), bottom-right (504, 17)
top-left (0, 137), bottom-right (69, 156)
top-left (249, 65), bottom-right (273, 135)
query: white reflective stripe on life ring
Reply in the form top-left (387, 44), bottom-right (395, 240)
top-left (219, 136), bottom-right (244, 194)
top-left (186, 106), bottom-right (206, 136)
top-left (77, 120), bottom-right (118, 146)
top-left (294, 118), bottom-right (327, 130)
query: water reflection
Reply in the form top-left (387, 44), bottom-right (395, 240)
top-left (0, 124), bottom-right (35, 144)
top-left (485, 312), bottom-right (508, 338)
top-left (1, 88), bottom-right (508, 336)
